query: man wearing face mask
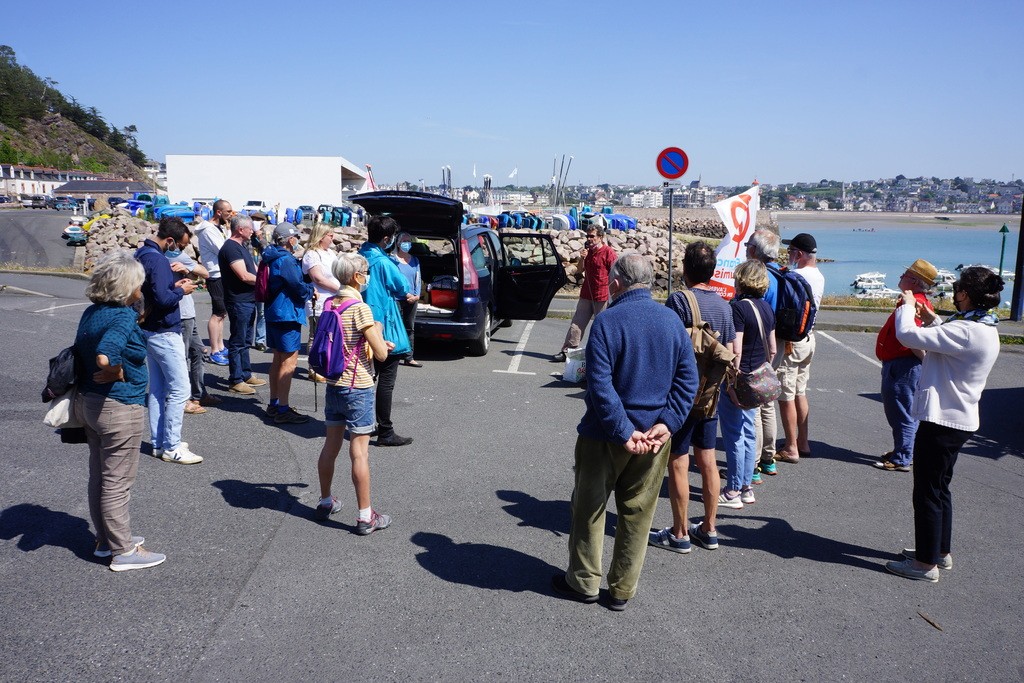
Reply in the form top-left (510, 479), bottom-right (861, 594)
top-left (390, 232), bottom-right (422, 367)
top-left (261, 222), bottom-right (314, 424)
top-left (358, 216), bottom-right (415, 447)
top-left (134, 217), bottom-right (203, 464)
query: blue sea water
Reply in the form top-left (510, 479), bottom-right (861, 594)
top-left (776, 215), bottom-right (1020, 296)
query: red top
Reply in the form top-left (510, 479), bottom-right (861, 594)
top-left (579, 244), bottom-right (617, 302)
top-left (875, 292), bottom-right (933, 362)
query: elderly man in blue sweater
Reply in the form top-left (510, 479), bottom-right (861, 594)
top-left (553, 253), bottom-right (698, 611)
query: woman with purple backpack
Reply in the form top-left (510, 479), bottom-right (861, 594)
top-left (313, 252), bottom-right (394, 535)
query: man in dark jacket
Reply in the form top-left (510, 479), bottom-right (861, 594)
top-left (134, 217), bottom-right (203, 465)
top-left (261, 222), bottom-right (314, 424)
top-left (553, 253), bottom-right (698, 612)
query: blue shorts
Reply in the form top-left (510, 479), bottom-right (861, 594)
top-left (671, 411), bottom-right (719, 455)
top-left (267, 322), bottom-right (302, 353)
top-left (324, 385), bottom-right (375, 434)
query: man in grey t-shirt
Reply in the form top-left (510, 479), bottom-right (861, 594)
top-left (167, 249), bottom-right (216, 413)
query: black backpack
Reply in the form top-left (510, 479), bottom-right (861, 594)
top-left (42, 346), bottom-right (79, 402)
top-left (769, 268), bottom-right (817, 342)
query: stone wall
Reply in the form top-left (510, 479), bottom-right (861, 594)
top-left (83, 209), bottom-right (777, 293)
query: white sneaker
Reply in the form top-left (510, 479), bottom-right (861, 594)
top-left (161, 442), bottom-right (203, 464)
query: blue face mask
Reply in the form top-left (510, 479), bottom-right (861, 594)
top-left (385, 236), bottom-right (396, 250)
top-left (400, 241), bottom-right (412, 253)
top-left (166, 247), bottom-right (181, 257)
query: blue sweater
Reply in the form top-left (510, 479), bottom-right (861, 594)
top-left (578, 288), bottom-right (699, 444)
top-left (262, 245), bottom-right (313, 324)
top-left (74, 303), bottom-right (148, 406)
top-left (135, 239), bottom-right (183, 333)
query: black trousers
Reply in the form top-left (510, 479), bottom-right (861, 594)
top-left (375, 355), bottom-right (401, 439)
top-left (399, 299), bottom-right (417, 358)
top-left (912, 420), bottom-right (973, 564)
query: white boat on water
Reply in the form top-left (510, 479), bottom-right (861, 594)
top-left (855, 287), bottom-right (902, 300)
top-left (934, 268), bottom-right (956, 293)
top-left (851, 271), bottom-right (887, 291)
top-left (955, 263), bottom-right (1015, 282)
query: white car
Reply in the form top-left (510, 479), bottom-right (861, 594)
top-left (242, 200), bottom-right (267, 214)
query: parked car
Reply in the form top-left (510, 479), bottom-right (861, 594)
top-left (351, 191), bottom-right (567, 356)
top-left (297, 204), bottom-right (315, 222)
top-left (0, 196), bottom-right (12, 203)
top-left (242, 200), bottom-right (267, 214)
top-left (21, 195), bottom-right (48, 209)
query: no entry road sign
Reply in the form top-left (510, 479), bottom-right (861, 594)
top-left (657, 147), bottom-right (689, 180)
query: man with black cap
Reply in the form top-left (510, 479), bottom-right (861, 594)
top-left (776, 233), bottom-right (824, 464)
top-left (873, 259), bottom-right (937, 471)
top-left (261, 222), bottom-right (314, 424)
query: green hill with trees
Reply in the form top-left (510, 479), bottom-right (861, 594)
top-left (0, 45), bottom-right (148, 179)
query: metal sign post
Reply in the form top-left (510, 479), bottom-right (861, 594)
top-left (657, 146), bottom-right (689, 296)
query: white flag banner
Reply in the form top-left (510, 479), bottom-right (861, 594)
top-left (508, 167), bottom-right (518, 179)
top-left (473, 164), bottom-right (477, 178)
top-left (709, 185), bottom-right (760, 300)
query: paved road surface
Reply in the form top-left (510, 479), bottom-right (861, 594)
top-left (2, 276), bottom-right (1023, 681)
top-left (0, 208), bottom-right (79, 268)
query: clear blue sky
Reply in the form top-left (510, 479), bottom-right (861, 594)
top-left (4, 0), bottom-right (1022, 188)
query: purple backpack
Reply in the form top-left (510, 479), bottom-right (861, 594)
top-left (308, 299), bottom-right (366, 384)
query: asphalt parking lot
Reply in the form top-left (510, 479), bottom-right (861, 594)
top-left (2, 272), bottom-right (1023, 682)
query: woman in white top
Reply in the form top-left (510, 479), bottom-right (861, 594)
top-left (301, 223), bottom-right (341, 382)
top-left (885, 266), bottom-right (1002, 583)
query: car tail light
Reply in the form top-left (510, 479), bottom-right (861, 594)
top-left (460, 238), bottom-right (479, 293)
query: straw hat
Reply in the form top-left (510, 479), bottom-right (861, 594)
top-left (906, 258), bottom-right (938, 287)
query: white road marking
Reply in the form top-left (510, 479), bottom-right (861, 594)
top-left (32, 302), bottom-right (90, 314)
top-left (494, 320), bottom-right (537, 375)
top-left (817, 331), bottom-right (882, 368)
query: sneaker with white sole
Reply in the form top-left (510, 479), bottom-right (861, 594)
top-left (689, 522), bottom-right (719, 550)
top-left (902, 548), bottom-right (953, 570)
top-left (718, 490), bottom-right (744, 509)
top-left (109, 546), bottom-right (166, 572)
top-left (648, 527), bottom-right (692, 554)
top-left (885, 558), bottom-right (939, 583)
top-left (356, 510), bottom-right (391, 535)
top-left (162, 442), bottom-right (203, 464)
top-left (94, 535), bottom-right (144, 558)
top-left (740, 488), bottom-right (756, 504)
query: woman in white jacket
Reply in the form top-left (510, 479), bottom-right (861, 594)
top-left (885, 266), bottom-right (1003, 583)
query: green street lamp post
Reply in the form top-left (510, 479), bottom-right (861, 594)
top-left (998, 223), bottom-right (1009, 278)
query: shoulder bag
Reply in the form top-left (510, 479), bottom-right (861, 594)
top-left (727, 300), bottom-right (783, 410)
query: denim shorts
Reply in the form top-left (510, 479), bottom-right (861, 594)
top-left (671, 411), bottom-right (719, 455)
top-left (267, 322), bottom-right (302, 354)
top-left (324, 385), bottom-right (375, 434)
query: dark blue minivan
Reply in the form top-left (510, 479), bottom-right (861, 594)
top-left (351, 191), bottom-right (567, 356)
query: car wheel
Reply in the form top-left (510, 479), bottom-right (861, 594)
top-left (468, 310), bottom-right (491, 356)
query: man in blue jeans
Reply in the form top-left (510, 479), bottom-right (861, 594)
top-left (218, 214), bottom-right (268, 396)
top-left (135, 217), bottom-right (203, 465)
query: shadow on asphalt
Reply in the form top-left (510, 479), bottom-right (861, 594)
top-left (212, 479), bottom-right (309, 513)
top-left (212, 479), bottom-right (365, 533)
top-left (794, 440), bottom-right (879, 466)
top-left (411, 531), bottom-right (561, 593)
top-left (974, 385), bottom-right (1024, 460)
top-left (0, 503), bottom-right (99, 563)
top-left (717, 515), bottom-right (894, 572)
top-left (496, 490), bottom-right (618, 539)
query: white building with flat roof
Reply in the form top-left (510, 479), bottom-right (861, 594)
top-left (165, 155), bottom-right (368, 211)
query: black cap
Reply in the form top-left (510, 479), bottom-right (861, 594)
top-left (782, 232), bottom-right (817, 254)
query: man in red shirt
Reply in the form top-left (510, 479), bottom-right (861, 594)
top-left (555, 216), bottom-right (617, 361)
top-left (873, 258), bottom-right (937, 472)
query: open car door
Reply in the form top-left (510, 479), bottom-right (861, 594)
top-left (495, 232), bottom-right (568, 320)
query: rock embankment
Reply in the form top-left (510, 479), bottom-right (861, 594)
top-left (83, 208), bottom-right (776, 292)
